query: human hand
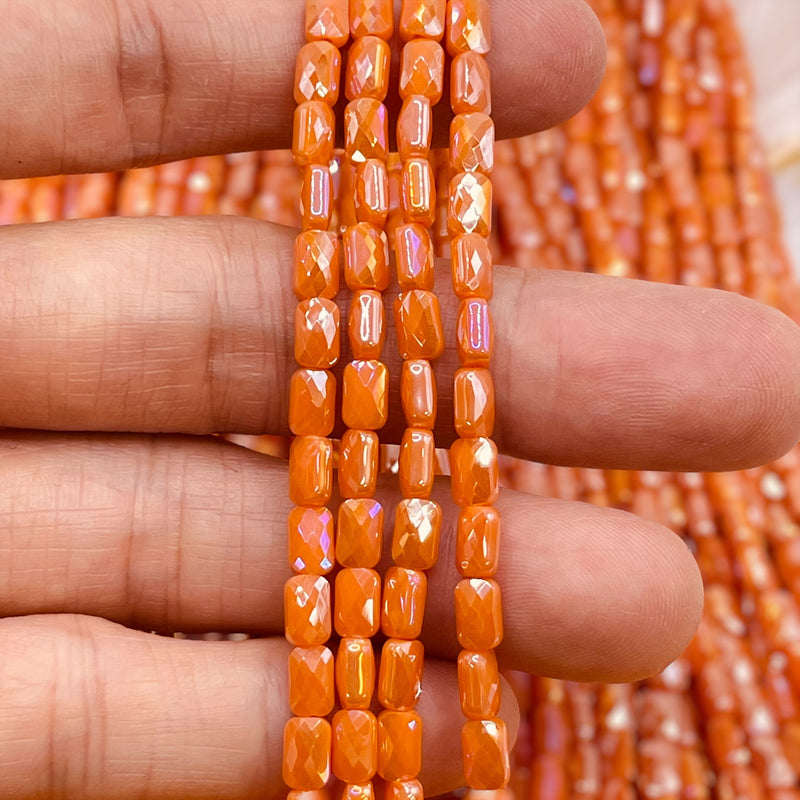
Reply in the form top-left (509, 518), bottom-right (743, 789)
top-left (1, 0), bottom-right (799, 796)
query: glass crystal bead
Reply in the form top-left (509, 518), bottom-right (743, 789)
top-left (293, 101), bottom-right (336, 167)
top-left (343, 222), bottom-right (390, 290)
top-left (284, 574), bottom-right (332, 647)
top-left (397, 96), bottom-right (433, 161)
top-left (350, 0), bottom-right (393, 40)
top-left (379, 639), bottom-right (425, 711)
top-left (354, 159), bottom-right (390, 226)
top-left (335, 567), bottom-right (381, 638)
top-left (457, 649), bottom-right (501, 719)
top-left (300, 164), bottom-right (333, 230)
top-left (294, 229), bottom-right (339, 300)
top-left (377, 710), bottom-right (423, 781)
top-left (306, 0), bottom-right (349, 46)
top-left (462, 719), bottom-right (511, 789)
top-left (450, 436), bottom-right (499, 506)
top-left (450, 112), bottom-right (495, 174)
top-left (288, 505), bottom-right (335, 574)
top-left (337, 498), bottom-right (383, 568)
top-left (456, 298), bottom-right (493, 366)
top-left (342, 359), bottom-right (388, 430)
top-left (288, 645), bottom-right (335, 716)
top-left (295, 40), bottom-right (341, 105)
top-left (401, 158), bottom-right (436, 227)
top-left (346, 35), bottom-right (391, 101)
top-left (451, 52), bottom-right (492, 114)
top-left (289, 435), bottom-right (333, 506)
top-left (452, 233), bottom-right (492, 299)
top-left (283, 716), bottom-right (331, 789)
top-left (398, 428), bottom-right (435, 498)
top-left (399, 39), bottom-right (445, 103)
top-left (332, 709), bottom-right (378, 782)
top-left (454, 577), bottom-right (503, 649)
top-left (454, 367), bottom-right (495, 437)
top-left (446, 0), bottom-right (491, 55)
top-left (339, 429), bottom-right (379, 499)
top-left (382, 567), bottom-right (427, 639)
top-left (295, 298), bottom-right (341, 369)
top-left (344, 98), bottom-right (389, 164)
top-left (336, 636), bottom-right (375, 709)
top-left (400, 359), bottom-right (437, 429)
top-left (392, 498), bottom-right (442, 569)
top-left (399, 0), bottom-right (445, 40)
top-left (456, 505), bottom-right (501, 576)
top-left (395, 223), bottom-right (434, 290)
top-left (289, 369), bottom-right (336, 437)
top-left (348, 290), bottom-right (385, 360)
top-left (394, 290), bottom-right (445, 360)
top-left (448, 171), bottom-right (492, 237)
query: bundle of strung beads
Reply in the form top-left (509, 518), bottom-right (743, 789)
top-left (3, 0), bottom-right (800, 796)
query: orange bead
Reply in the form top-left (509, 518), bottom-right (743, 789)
top-left (401, 158), bottom-right (436, 227)
top-left (354, 160), bottom-right (390, 226)
top-left (457, 649), bottom-right (500, 719)
top-left (400, 359), bottom-right (437, 429)
top-left (451, 52), bottom-right (492, 114)
top-left (350, 0), bottom-right (393, 39)
top-left (342, 360), bottom-right (389, 430)
top-left (398, 429), bottom-right (436, 498)
top-left (289, 369), bottom-right (336, 437)
top-left (293, 101), bottom-right (336, 167)
top-left (336, 636), bottom-right (375, 709)
top-left (448, 172), bottom-right (492, 236)
top-left (339, 429), bottom-right (379, 499)
top-left (342, 785), bottom-right (374, 800)
top-left (456, 298), bottom-right (493, 366)
top-left (288, 792), bottom-right (330, 800)
top-left (394, 290), bottom-right (445, 360)
top-left (295, 298), bottom-right (341, 369)
top-left (379, 639), bottom-right (425, 710)
top-left (392, 498), bottom-right (442, 569)
top-left (295, 41), bottom-right (341, 105)
top-left (377, 710), bottom-right (423, 781)
top-left (335, 567), bottom-right (381, 637)
top-left (283, 716), bottom-right (332, 790)
top-left (288, 645), bottom-right (335, 716)
top-left (397, 96), bottom-right (433, 161)
top-left (294, 230), bottom-right (340, 300)
top-left (450, 437), bottom-right (499, 505)
top-left (454, 578), bottom-right (503, 649)
top-left (454, 368), bottom-right (495, 437)
top-left (446, 0), bottom-right (491, 55)
top-left (288, 505), bottom-right (335, 574)
top-left (399, 40), bottom-right (445, 103)
top-left (344, 98), bottom-right (389, 164)
top-left (343, 222), bottom-right (390, 290)
top-left (395, 224), bottom-right (435, 290)
top-left (332, 710), bottom-right (378, 782)
top-left (452, 233), bottom-right (492, 299)
top-left (337, 498), bottom-right (383, 568)
top-left (450, 112), bottom-right (494, 174)
top-left (399, 0), bottom-right (445, 40)
top-left (346, 36), bottom-right (391, 101)
top-left (289, 435), bottom-right (333, 506)
top-left (461, 719), bottom-right (510, 789)
top-left (349, 290), bottom-right (385, 360)
top-left (284, 574), bottom-right (332, 647)
top-left (306, 0), bottom-right (349, 46)
top-left (456, 505), bottom-right (501, 576)
top-left (301, 164), bottom-right (333, 230)
top-left (382, 567), bottom-right (427, 639)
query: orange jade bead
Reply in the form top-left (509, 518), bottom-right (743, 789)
top-left (450, 436), bottom-right (499, 505)
top-left (300, 164), bottom-right (333, 230)
top-left (343, 222), bottom-right (390, 290)
top-left (288, 645), bottom-right (335, 716)
top-left (452, 233), bottom-right (493, 299)
top-left (289, 369), bottom-right (336, 437)
top-left (398, 429), bottom-right (436, 498)
top-left (392, 498), bottom-right (443, 569)
top-left (345, 99), bottom-right (389, 163)
top-left (295, 298), bottom-right (341, 369)
top-left (400, 359), bottom-right (437, 429)
top-left (350, 0), bottom-right (393, 40)
top-left (446, 0), bottom-right (491, 55)
top-left (448, 171), bottom-right (492, 237)
top-left (454, 367), bottom-right (495, 437)
top-left (397, 96), bottom-right (433, 161)
top-left (342, 360), bottom-right (389, 430)
top-left (400, 0), bottom-right (445, 40)
top-left (451, 112), bottom-right (495, 174)
top-left (456, 298), bottom-right (493, 366)
top-left (399, 40), bottom-right (445, 103)
top-left (288, 505), bottom-right (335, 574)
top-left (454, 578), bottom-right (503, 649)
top-left (379, 639), bottom-right (425, 710)
top-left (394, 291), bottom-right (445, 360)
top-left (306, 0), bottom-right (349, 46)
top-left (283, 716), bottom-right (332, 790)
top-left (385, 780), bottom-right (425, 800)
top-left (458, 650), bottom-right (501, 719)
top-left (338, 429), bottom-right (380, 498)
top-left (349, 290), bottom-right (385, 359)
top-left (293, 101), bottom-right (336, 167)
top-left (294, 40), bottom-right (342, 105)
top-left (284, 574), bottom-right (332, 647)
top-left (336, 637), bottom-right (376, 709)
top-left (354, 160), bottom-right (390, 226)
top-left (332, 709), bottom-right (378, 782)
top-left (401, 158), bottom-right (436, 227)
top-left (451, 52), bottom-right (492, 114)
top-left (377, 711), bottom-right (423, 781)
top-left (335, 567), bottom-right (381, 637)
top-left (456, 505), bottom-right (501, 576)
top-left (346, 35), bottom-right (391, 101)
top-left (289, 436), bottom-right (333, 506)
top-left (382, 567), bottom-right (428, 639)
top-left (294, 230), bottom-right (340, 300)
top-left (337, 498), bottom-right (384, 568)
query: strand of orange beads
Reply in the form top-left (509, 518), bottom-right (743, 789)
top-left (283, 0), bottom-right (346, 791)
top-left (444, 0), bottom-right (509, 790)
top-left (331, 0), bottom-right (393, 797)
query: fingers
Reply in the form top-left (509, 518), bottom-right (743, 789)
top-left (0, 433), bottom-right (702, 682)
top-left (1, 216), bottom-right (799, 470)
top-left (0, 0), bottom-right (604, 178)
top-left (0, 614), bottom-right (516, 797)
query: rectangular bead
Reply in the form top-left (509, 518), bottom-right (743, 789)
top-left (288, 645), bottom-right (335, 716)
top-left (338, 428), bottom-right (380, 499)
top-left (381, 567), bottom-right (427, 639)
top-left (289, 435), bottom-right (333, 506)
top-left (295, 40), bottom-right (341, 105)
top-left (448, 171), bottom-right (492, 237)
top-left (398, 428), bottom-right (435, 498)
top-left (341, 359), bottom-right (389, 430)
top-left (450, 436), bottom-right (499, 506)
top-left (456, 298), bottom-right (493, 366)
top-left (379, 639), bottom-right (425, 710)
top-left (377, 711), bottom-right (423, 781)
top-left (401, 158), bottom-right (435, 227)
top-left (454, 578), bottom-right (503, 650)
top-left (451, 233), bottom-right (492, 299)
top-left (392, 498), bottom-right (442, 570)
top-left (294, 230), bottom-right (340, 300)
top-left (300, 164), bottom-right (333, 230)
top-left (295, 298), bottom-right (341, 369)
top-left (288, 505), bottom-right (335, 574)
top-left (332, 709), bottom-right (378, 783)
top-left (457, 649), bottom-right (501, 719)
top-left (337, 498), bottom-right (384, 568)
top-left (400, 359), bottom-right (437, 429)
top-left (283, 716), bottom-right (332, 789)
top-left (336, 636), bottom-right (375, 709)
top-left (284, 574), bottom-right (332, 647)
top-left (348, 289), bottom-right (385, 360)
top-left (456, 505), bottom-right (500, 576)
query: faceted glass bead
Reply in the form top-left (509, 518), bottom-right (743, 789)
top-left (294, 230), bottom-right (340, 300)
top-left (448, 172), bottom-right (492, 236)
top-left (450, 112), bottom-right (495, 174)
top-left (382, 567), bottom-right (427, 639)
top-left (346, 36), bottom-right (391, 101)
top-left (342, 785), bottom-right (374, 800)
top-left (454, 578), bottom-right (503, 649)
top-left (344, 99), bottom-right (389, 164)
top-left (283, 716), bottom-right (332, 790)
top-left (446, 0), bottom-right (491, 55)
top-left (335, 567), bottom-right (381, 637)
top-left (454, 368), bottom-right (495, 437)
top-left (401, 158), bottom-right (435, 227)
top-left (349, 290), bottom-right (385, 360)
top-left (394, 290), bottom-right (445, 360)
top-left (354, 160), bottom-right (389, 226)
top-left (399, 0), bottom-right (445, 40)
top-left (337, 498), bottom-right (383, 568)
top-left (342, 360), bottom-right (389, 430)
top-left (332, 709), bottom-right (378, 782)
top-left (398, 429), bottom-right (435, 499)
top-left (300, 164), bottom-right (333, 230)
top-left (343, 223), bottom-right (390, 290)
top-left (400, 359), bottom-right (437, 429)
top-left (338, 429), bottom-right (379, 499)
top-left (288, 645), bottom-right (335, 716)
top-left (289, 436), bottom-right (333, 506)
top-left (395, 224), bottom-right (434, 290)
top-left (379, 639), bottom-right (424, 711)
top-left (295, 41), bottom-right (341, 105)
top-left (306, 0), bottom-right (349, 47)
top-left (450, 437), bottom-right (499, 505)
top-left (399, 40), bottom-right (445, 103)
top-left (456, 505), bottom-right (501, 577)
top-left (457, 649), bottom-right (501, 719)
top-left (385, 780), bottom-right (424, 800)
top-left (288, 505), bottom-right (335, 574)
top-left (293, 101), bottom-right (336, 168)
top-left (461, 719), bottom-right (511, 789)
top-left (284, 574), bottom-right (332, 647)
top-left (397, 96), bottom-right (432, 161)
top-left (456, 298), bottom-right (493, 366)
top-left (392, 498), bottom-right (442, 569)
top-left (350, 0), bottom-right (393, 40)
top-left (377, 710), bottom-right (423, 781)
top-left (451, 52), bottom-right (492, 114)
top-left (295, 298), bottom-right (341, 369)
top-left (452, 233), bottom-right (492, 299)
top-left (287, 792), bottom-right (329, 800)
top-left (336, 637), bottom-right (375, 709)
top-left (289, 369), bottom-right (336, 437)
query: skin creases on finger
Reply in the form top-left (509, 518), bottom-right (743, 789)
top-left (0, 614), bottom-right (517, 798)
